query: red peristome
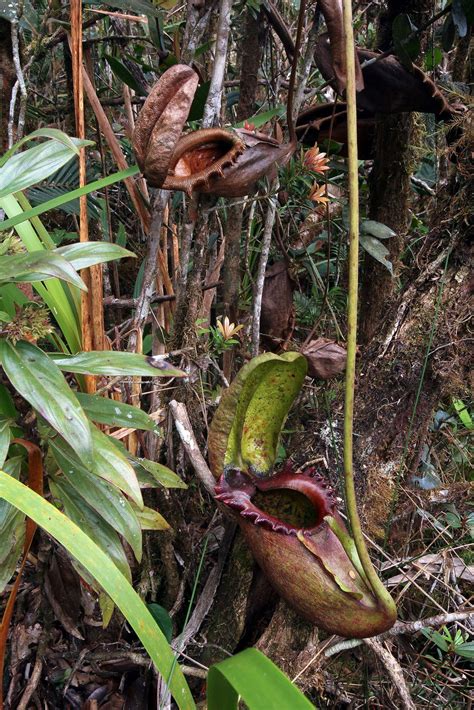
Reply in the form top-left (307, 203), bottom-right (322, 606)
top-left (214, 465), bottom-right (337, 534)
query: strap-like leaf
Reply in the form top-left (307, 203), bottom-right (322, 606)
top-left (207, 648), bottom-right (314, 710)
top-left (0, 137), bottom-right (92, 198)
top-left (50, 439), bottom-right (143, 560)
top-left (51, 350), bottom-right (184, 378)
top-left (49, 476), bottom-right (132, 582)
top-left (56, 242), bottom-right (135, 270)
top-left (76, 392), bottom-right (157, 430)
top-left (90, 428), bottom-right (143, 507)
top-left (0, 471), bottom-right (195, 710)
top-left (0, 340), bottom-right (93, 467)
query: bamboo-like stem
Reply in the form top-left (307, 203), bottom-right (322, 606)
top-left (342, 0), bottom-right (396, 616)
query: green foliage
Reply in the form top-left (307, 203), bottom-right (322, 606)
top-left (0, 166), bottom-right (140, 233)
top-left (207, 648), bottom-right (315, 710)
top-left (27, 160), bottom-right (101, 219)
top-left (0, 471), bottom-right (194, 709)
top-left (392, 13), bottom-right (420, 68)
top-left (0, 134), bottom-right (93, 198)
top-left (422, 625), bottom-right (474, 662)
top-left (0, 131), bottom-right (183, 609)
top-left (0, 472), bottom-right (315, 708)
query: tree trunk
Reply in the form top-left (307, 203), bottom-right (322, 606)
top-left (355, 188), bottom-right (472, 539)
top-left (0, 19), bottom-right (15, 152)
top-left (359, 0), bottom-right (433, 344)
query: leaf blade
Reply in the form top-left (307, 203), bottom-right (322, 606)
top-left (0, 341), bottom-right (93, 466)
top-left (0, 471), bottom-right (195, 709)
top-left (207, 648), bottom-right (314, 710)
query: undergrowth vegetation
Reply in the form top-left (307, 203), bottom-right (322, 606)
top-left (0, 0), bottom-right (472, 707)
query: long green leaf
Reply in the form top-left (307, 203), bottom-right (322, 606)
top-left (50, 439), bottom-right (143, 560)
top-left (0, 128), bottom-right (82, 169)
top-left (49, 475), bottom-right (132, 582)
top-left (133, 457), bottom-right (187, 489)
top-left (0, 340), bottom-right (93, 466)
top-left (0, 457), bottom-right (25, 593)
top-left (104, 54), bottom-right (147, 95)
top-left (76, 392), bottom-right (157, 430)
top-left (90, 428), bottom-right (143, 507)
top-left (207, 648), bottom-right (314, 710)
top-left (0, 471), bottom-right (195, 710)
top-left (234, 105), bottom-right (285, 129)
top-left (56, 242), bottom-right (135, 270)
top-left (86, 0), bottom-right (163, 17)
top-left (0, 137), bottom-right (93, 198)
top-left (0, 166), bottom-right (140, 231)
top-left (0, 251), bottom-right (86, 290)
top-left (51, 351), bottom-right (184, 377)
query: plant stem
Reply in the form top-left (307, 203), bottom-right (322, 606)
top-left (341, 0), bottom-right (396, 616)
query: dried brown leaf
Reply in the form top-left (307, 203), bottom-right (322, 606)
top-left (44, 551), bottom-right (83, 639)
top-left (301, 337), bottom-right (347, 379)
top-left (133, 65), bottom-right (199, 186)
top-left (261, 261), bottom-right (295, 347)
top-left (317, 1), bottom-right (364, 93)
top-left (314, 36), bottom-right (458, 119)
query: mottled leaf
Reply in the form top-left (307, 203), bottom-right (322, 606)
top-left (361, 220), bottom-right (396, 240)
top-left (360, 235), bottom-right (394, 274)
top-left (208, 352), bottom-right (307, 478)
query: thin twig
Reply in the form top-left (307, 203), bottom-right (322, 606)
top-left (323, 609), bottom-right (474, 660)
top-left (251, 186), bottom-right (278, 356)
top-left (9, 20), bottom-right (27, 146)
top-left (169, 400), bottom-right (216, 495)
top-left (181, 0), bottom-right (214, 64)
top-left (173, 522), bottom-right (236, 653)
top-left (363, 638), bottom-right (415, 710)
top-left (16, 653), bottom-right (42, 710)
top-left (293, 13), bottom-right (320, 117)
top-left (128, 191), bottom-right (169, 352)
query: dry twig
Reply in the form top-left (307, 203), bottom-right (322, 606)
top-left (363, 637), bottom-right (416, 710)
top-left (169, 400), bottom-right (215, 495)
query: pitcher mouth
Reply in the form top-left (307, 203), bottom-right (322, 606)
top-left (214, 466), bottom-right (338, 536)
top-left (163, 129), bottom-right (245, 193)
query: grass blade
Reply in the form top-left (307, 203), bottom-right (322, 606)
top-left (0, 471), bottom-right (196, 710)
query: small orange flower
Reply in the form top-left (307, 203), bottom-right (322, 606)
top-left (216, 316), bottom-right (244, 340)
top-left (304, 146), bottom-right (330, 174)
top-left (244, 121), bottom-right (256, 132)
top-left (309, 183), bottom-right (330, 205)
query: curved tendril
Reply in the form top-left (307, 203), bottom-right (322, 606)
top-left (342, 0), bottom-right (396, 616)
